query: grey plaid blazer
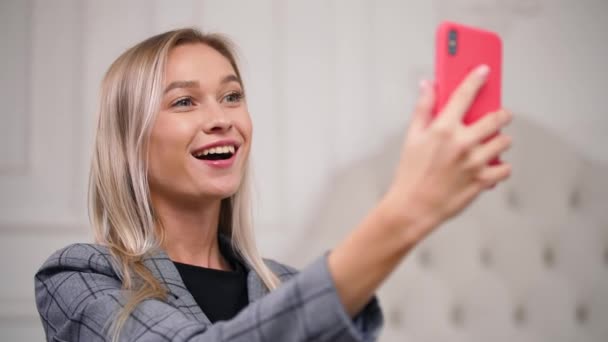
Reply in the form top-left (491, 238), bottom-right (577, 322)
top-left (35, 241), bottom-right (383, 341)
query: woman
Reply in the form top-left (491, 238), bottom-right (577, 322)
top-left (35, 28), bottom-right (512, 341)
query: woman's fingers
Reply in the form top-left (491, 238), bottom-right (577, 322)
top-left (409, 80), bottom-right (436, 133)
top-left (465, 109), bottom-right (513, 145)
top-left (476, 163), bottom-right (512, 188)
top-left (465, 134), bottom-right (512, 171)
top-left (437, 65), bottom-right (489, 125)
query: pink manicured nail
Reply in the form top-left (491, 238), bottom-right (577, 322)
top-left (476, 65), bottom-right (490, 77)
top-left (419, 79), bottom-right (429, 92)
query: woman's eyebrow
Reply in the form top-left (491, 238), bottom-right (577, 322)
top-left (164, 80), bottom-right (199, 94)
top-left (221, 74), bottom-right (242, 86)
top-left (163, 75), bottom-right (241, 95)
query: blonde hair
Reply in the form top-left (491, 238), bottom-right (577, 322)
top-left (88, 28), bottom-right (280, 341)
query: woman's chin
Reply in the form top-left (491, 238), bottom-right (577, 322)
top-left (196, 182), bottom-right (240, 200)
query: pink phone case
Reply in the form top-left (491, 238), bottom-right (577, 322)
top-left (433, 21), bottom-right (502, 164)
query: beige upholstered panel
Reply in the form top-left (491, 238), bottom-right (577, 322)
top-left (286, 117), bottom-right (608, 341)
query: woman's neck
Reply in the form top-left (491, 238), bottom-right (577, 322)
top-left (153, 196), bottom-right (232, 271)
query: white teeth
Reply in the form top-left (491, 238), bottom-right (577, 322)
top-left (196, 145), bottom-right (237, 157)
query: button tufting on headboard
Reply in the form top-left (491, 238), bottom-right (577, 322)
top-left (542, 244), bottom-right (556, 269)
top-left (513, 304), bottom-right (527, 327)
top-left (480, 246), bottom-right (493, 268)
top-left (450, 303), bottom-right (465, 328)
top-left (575, 303), bottom-right (589, 325)
top-left (506, 187), bottom-right (520, 211)
top-left (418, 248), bottom-right (432, 268)
top-left (388, 307), bottom-right (403, 328)
top-left (569, 187), bottom-right (582, 210)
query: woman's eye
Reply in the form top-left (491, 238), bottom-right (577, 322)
top-left (172, 97), bottom-right (193, 107)
top-left (224, 91), bottom-right (243, 104)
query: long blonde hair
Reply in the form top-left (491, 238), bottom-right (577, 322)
top-left (88, 28), bottom-right (280, 340)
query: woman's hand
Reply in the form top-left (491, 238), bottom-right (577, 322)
top-left (381, 64), bottom-right (513, 243)
top-left (329, 65), bottom-right (512, 317)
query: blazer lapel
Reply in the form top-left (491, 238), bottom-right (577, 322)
top-left (141, 235), bottom-right (271, 324)
top-left (216, 235), bottom-right (269, 303)
top-left (142, 250), bottom-right (212, 324)
top-left (246, 268), bottom-right (270, 303)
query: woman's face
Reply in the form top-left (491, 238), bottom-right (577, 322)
top-left (148, 43), bottom-right (252, 204)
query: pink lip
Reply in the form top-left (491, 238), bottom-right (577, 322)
top-left (191, 139), bottom-right (240, 169)
top-left (200, 153), bottom-right (237, 169)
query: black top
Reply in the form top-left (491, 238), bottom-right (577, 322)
top-left (173, 245), bottom-right (249, 323)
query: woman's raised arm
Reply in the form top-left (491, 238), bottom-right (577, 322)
top-left (329, 65), bottom-right (513, 316)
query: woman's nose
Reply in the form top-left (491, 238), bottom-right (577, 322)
top-left (202, 104), bottom-right (232, 133)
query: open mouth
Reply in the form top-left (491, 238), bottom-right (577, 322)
top-left (192, 145), bottom-right (238, 161)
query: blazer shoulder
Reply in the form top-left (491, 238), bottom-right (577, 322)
top-left (263, 258), bottom-right (299, 281)
top-left (36, 243), bottom-right (119, 279)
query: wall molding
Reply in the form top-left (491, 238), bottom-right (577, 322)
top-left (0, 298), bottom-right (39, 320)
top-left (0, 223), bottom-right (90, 235)
top-left (0, 0), bottom-right (32, 175)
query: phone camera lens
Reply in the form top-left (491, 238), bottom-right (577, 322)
top-left (448, 29), bottom-right (458, 55)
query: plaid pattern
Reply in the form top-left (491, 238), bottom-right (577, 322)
top-left (35, 242), bottom-right (383, 341)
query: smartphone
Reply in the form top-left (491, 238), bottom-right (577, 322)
top-left (433, 21), bottom-right (502, 164)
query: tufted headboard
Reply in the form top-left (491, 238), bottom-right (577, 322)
top-left (285, 116), bottom-right (608, 341)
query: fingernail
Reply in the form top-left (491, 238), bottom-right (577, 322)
top-left (476, 64), bottom-right (490, 78)
top-left (419, 79), bottom-right (429, 92)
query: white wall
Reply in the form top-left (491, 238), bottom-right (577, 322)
top-left (0, 0), bottom-right (606, 340)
